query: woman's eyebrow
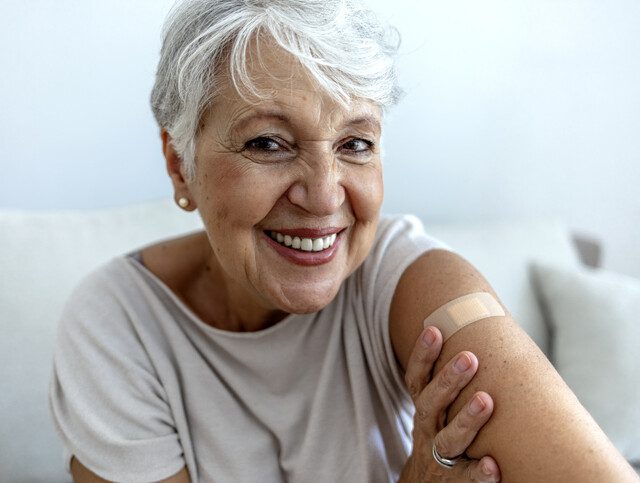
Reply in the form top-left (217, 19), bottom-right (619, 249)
top-left (229, 110), bottom-right (381, 136)
top-left (230, 110), bottom-right (291, 134)
top-left (344, 115), bottom-right (381, 134)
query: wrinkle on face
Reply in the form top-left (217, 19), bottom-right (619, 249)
top-left (183, 37), bottom-right (385, 330)
top-left (204, 77), bottom-right (381, 147)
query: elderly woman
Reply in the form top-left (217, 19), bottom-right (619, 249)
top-left (49, 1), bottom-right (637, 482)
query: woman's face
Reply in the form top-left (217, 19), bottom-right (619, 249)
top-left (183, 43), bottom-right (383, 317)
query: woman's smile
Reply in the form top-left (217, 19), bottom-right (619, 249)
top-left (262, 227), bottom-right (344, 266)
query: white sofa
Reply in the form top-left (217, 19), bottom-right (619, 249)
top-left (2, 199), bottom-right (639, 482)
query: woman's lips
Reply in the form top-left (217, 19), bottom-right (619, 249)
top-left (262, 229), bottom-right (343, 266)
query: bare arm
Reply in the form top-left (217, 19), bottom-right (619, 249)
top-left (70, 457), bottom-right (191, 483)
top-left (390, 249), bottom-right (638, 482)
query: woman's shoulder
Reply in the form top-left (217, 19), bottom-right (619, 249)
top-left (348, 214), bottom-right (455, 330)
top-left (137, 229), bottom-right (210, 295)
top-left (60, 230), bottom-right (207, 326)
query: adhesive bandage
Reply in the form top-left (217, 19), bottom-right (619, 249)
top-left (423, 292), bottom-right (505, 341)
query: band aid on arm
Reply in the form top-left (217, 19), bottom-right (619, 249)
top-left (423, 292), bottom-right (505, 341)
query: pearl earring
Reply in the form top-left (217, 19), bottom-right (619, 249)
top-left (177, 197), bottom-right (190, 209)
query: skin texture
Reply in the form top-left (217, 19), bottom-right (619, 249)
top-left (390, 249), bottom-right (640, 482)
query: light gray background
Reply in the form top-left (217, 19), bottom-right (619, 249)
top-left (1, 0), bottom-right (639, 277)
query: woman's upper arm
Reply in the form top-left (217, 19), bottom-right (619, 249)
top-left (70, 457), bottom-right (191, 483)
top-left (389, 248), bottom-right (638, 482)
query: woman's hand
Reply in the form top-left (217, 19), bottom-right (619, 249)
top-left (398, 326), bottom-right (501, 482)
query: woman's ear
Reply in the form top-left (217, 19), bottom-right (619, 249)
top-left (161, 130), bottom-right (197, 211)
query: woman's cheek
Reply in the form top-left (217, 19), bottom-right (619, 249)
top-left (346, 163), bottom-right (384, 221)
top-left (199, 161), bottom-right (283, 223)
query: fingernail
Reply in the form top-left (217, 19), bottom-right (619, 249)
top-left (482, 460), bottom-right (494, 475)
top-left (454, 353), bottom-right (472, 373)
top-left (469, 395), bottom-right (486, 415)
top-left (422, 328), bottom-right (435, 347)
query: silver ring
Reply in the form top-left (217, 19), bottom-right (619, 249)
top-left (432, 442), bottom-right (462, 469)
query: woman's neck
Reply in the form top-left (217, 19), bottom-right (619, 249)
top-left (141, 230), bottom-right (288, 332)
top-left (188, 257), bottom-right (289, 332)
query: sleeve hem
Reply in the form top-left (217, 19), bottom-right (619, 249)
top-left (67, 450), bottom-right (186, 483)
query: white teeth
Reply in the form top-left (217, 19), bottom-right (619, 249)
top-left (270, 230), bottom-right (338, 252)
top-left (300, 238), bottom-right (313, 251)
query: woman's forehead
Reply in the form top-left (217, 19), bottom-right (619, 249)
top-left (206, 38), bottom-right (382, 131)
top-left (207, 69), bottom-right (381, 135)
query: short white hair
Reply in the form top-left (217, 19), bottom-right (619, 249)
top-left (150, 0), bottom-right (402, 181)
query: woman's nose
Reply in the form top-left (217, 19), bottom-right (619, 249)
top-left (286, 161), bottom-right (346, 216)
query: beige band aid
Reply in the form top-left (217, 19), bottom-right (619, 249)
top-left (423, 292), bottom-right (505, 341)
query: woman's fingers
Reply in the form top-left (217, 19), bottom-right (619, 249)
top-left (462, 455), bottom-right (502, 482)
top-left (414, 350), bottom-right (479, 430)
top-left (432, 391), bottom-right (494, 460)
top-left (403, 326), bottom-right (443, 400)
top-left (403, 343), bottom-right (502, 482)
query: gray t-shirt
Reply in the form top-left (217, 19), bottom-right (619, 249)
top-left (49, 214), bottom-right (453, 483)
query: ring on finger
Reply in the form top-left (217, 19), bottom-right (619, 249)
top-left (432, 442), bottom-right (463, 469)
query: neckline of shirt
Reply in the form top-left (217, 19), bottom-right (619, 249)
top-left (121, 253), bottom-right (307, 340)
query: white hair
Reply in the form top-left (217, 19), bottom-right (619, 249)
top-left (150, 0), bottom-right (402, 181)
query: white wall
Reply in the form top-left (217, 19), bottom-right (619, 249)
top-left (376, 0), bottom-right (640, 278)
top-left (0, 0), bottom-right (175, 207)
top-left (1, 0), bottom-right (639, 277)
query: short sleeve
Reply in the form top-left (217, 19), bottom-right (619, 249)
top-left (358, 215), bottom-right (454, 412)
top-left (48, 264), bottom-right (185, 482)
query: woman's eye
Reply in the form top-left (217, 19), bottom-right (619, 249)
top-left (341, 138), bottom-right (374, 154)
top-left (244, 137), bottom-right (283, 152)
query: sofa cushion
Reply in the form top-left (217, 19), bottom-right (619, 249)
top-left (530, 261), bottom-right (640, 463)
top-left (0, 199), bottom-right (203, 482)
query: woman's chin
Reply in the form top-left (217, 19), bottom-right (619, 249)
top-left (271, 282), bottom-right (341, 315)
